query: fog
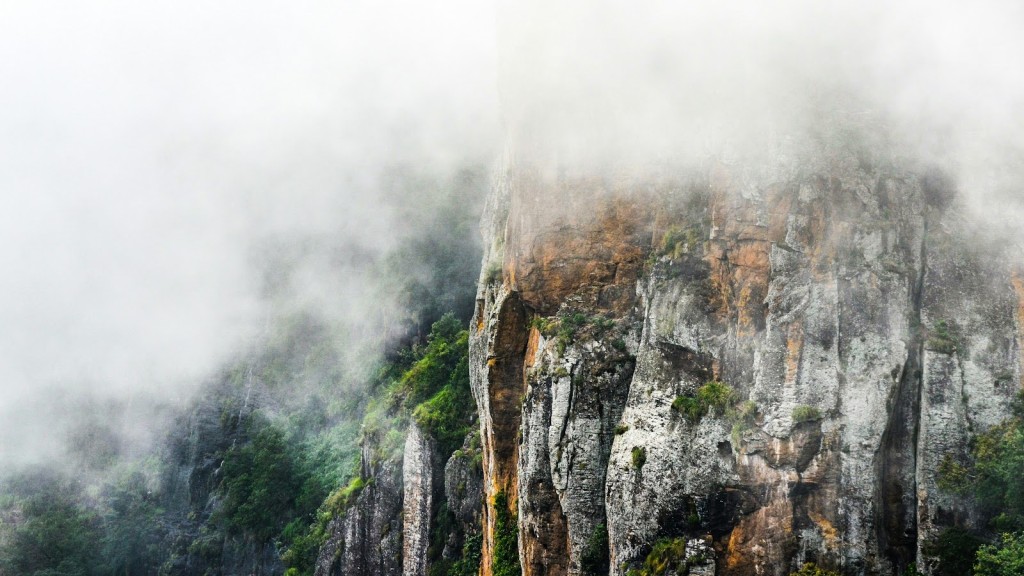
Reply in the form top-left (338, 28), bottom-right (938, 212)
top-left (499, 0), bottom-right (1024, 227)
top-left (0, 0), bottom-right (498, 466)
top-left (2, 0), bottom-right (1023, 467)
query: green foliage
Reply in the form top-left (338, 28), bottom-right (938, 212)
top-left (672, 381), bottom-right (736, 424)
top-left (413, 353), bottom-right (473, 456)
top-left (530, 316), bottom-right (556, 335)
top-left (974, 532), bottom-right (1024, 576)
top-left (221, 419), bottom-right (306, 542)
top-left (625, 537), bottom-right (697, 576)
top-left (925, 527), bottom-right (983, 576)
top-left (551, 312), bottom-right (616, 356)
top-left (971, 414), bottom-right (1024, 531)
top-left (281, 475), bottom-right (369, 575)
top-left (100, 470), bottom-right (166, 575)
top-left (447, 531), bottom-right (483, 576)
top-left (658, 226), bottom-right (703, 259)
top-left (325, 475), bottom-right (368, 516)
top-left (556, 312), bottom-right (589, 355)
top-left (399, 314), bottom-right (469, 409)
top-left (0, 472), bottom-right (102, 576)
top-left (926, 320), bottom-right (960, 355)
top-left (937, 454), bottom-right (972, 494)
top-left (615, 424), bottom-right (630, 435)
top-left (400, 314), bottom-right (474, 456)
top-left (283, 313), bottom-right (473, 574)
top-left (672, 396), bottom-right (703, 423)
top-left (789, 563), bottom-right (841, 576)
top-left (485, 261), bottom-right (503, 284)
top-left (792, 405), bottom-right (823, 424)
top-left (730, 400), bottom-right (759, 446)
top-left (631, 446), bottom-right (647, 469)
top-left (580, 523), bottom-right (610, 576)
top-left (493, 491), bottom-right (522, 576)
top-left (922, 391), bottom-right (1024, 575)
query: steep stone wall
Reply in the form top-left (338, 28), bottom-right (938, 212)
top-left (315, 437), bottom-right (403, 576)
top-left (469, 147), bottom-right (1022, 576)
top-left (403, 423), bottom-right (438, 576)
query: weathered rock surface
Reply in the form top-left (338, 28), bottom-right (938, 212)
top-left (315, 435), bottom-right (403, 576)
top-left (403, 422), bottom-right (438, 576)
top-left (443, 434), bottom-right (485, 562)
top-left (469, 144), bottom-right (1024, 576)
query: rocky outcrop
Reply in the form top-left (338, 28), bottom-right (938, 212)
top-left (469, 141), bottom-right (1023, 576)
top-left (403, 423), bottom-right (438, 576)
top-left (315, 436), bottom-right (403, 576)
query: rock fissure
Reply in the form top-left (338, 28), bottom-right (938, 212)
top-left (876, 220), bottom-right (928, 573)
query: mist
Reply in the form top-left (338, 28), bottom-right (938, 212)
top-left (2, 0), bottom-right (1023, 471)
top-left (498, 0), bottom-right (1024, 226)
top-left (0, 0), bottom-right (498, 467)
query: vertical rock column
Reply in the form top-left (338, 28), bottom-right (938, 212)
top-left (403, 423), bottom-right (438, 576)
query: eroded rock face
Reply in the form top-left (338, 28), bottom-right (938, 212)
top-left (469, 147), bottom-right (1024, 576)
top-left (315, 438), bottom-right (403, 576)
top-left (403, 423), bottom-right (438, 576)
top-left (443, 436), bottom-right (485, 563)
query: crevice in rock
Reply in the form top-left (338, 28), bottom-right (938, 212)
top-left (875, 220), bottom-right (928, 573)
top-left (478, 290), bottom-right (531, 576)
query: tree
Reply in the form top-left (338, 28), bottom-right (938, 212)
top-left (973, 532), bottom-right (1024, 576)
top-left (222, 420), bottom-right (305, 542)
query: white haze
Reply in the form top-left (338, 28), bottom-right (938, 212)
top-left (1, 0), bottom-right (1023, 466)
top-left (499, 0), bottom-right (1024, 225)
top-left (0, 0), bottom-right (498, 466)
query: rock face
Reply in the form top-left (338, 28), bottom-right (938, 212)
top-left (468, 143), bottom-right (1024, 576)
top-left (444, 439), bottom-right (485, 559)
top-left (316, 424), bottom-right (484, 576)
top-left (315, 434), bottom-right (403, 576)
top-left (403, 423), bottom-right (438, 576)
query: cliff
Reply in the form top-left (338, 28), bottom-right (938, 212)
top-left (467, 142), bottom-right (1023, 576)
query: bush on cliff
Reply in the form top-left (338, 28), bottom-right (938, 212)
top-left (789, 563), bottom-right (840, 576)
top-left (492, 491), bottom-right (521, 576)
top-left (672, 381), bottom-right (736, 424)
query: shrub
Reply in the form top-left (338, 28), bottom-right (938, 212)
top-left (926, 320), bottom-right (959, 355)
top-left (974, 532), bottom-right (1024, 576)
top-left (625, 537), bottom-right (690, 576)
top-left (937, 454), bottom-right (971, 494)
top-left (615, 424), bottom-right (630, 435)
top-left (728, 400), bottom-right (758, 442)
top-left (492, 491), bottom-right (521, 576)
top-left (580, 523), bottom-right (610, 576)
top-left (485, 261), bottom-right (503, 284)
top-left (792, 405), bottom-right (823, 424)
top-left (632, 446), bottom-right (647, 469)
top-left (399, 315), bottom-right (469, 409)
top-left (970, 398), bottom-right (1024, 531)
top-left (222, 422), bottom-right (304, 542)
top-left (673, 381), bottom-right (736, 424)
top-left (412, 354), bottom-right (473, 456)
top-left (672, 396), bottom-right (702, 422)
top-left (529, 316), bottom-right (555, 335)
top-left (789, 563), bottom-right (840, 576)
top-left (924, 526), bottom-right (983, 576)
top-left (697, 381), bottom-right (735, 413)
top-left (659, 226), bottom-right (702, 259)
top-left (447, 531), bottom-right (483, 576)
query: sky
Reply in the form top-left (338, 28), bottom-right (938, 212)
top-left (1, 0), bottom-right (1023, 466)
